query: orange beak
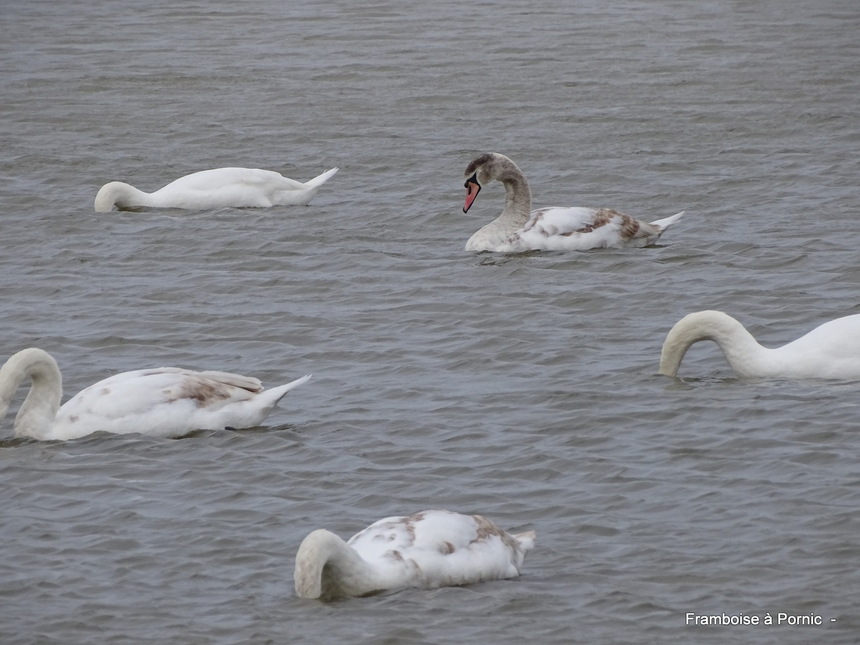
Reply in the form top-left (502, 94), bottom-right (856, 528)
top-left (463, 173), bottom-right (481, 213)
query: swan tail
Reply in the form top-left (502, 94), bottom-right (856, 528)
top-left (649, 210), bottom-right (685, 230)
top-left (266, 374), bottom-right (312, 405)
top-left (514, 530), bottom-right (537, 552)
top-left (304, 167), bottom-right (339, 189)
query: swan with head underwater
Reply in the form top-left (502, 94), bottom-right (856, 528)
top-left (461, 152), bottom-right (685, 252)
top-left (659, 310), bottom-right (860, 380)
top-left (0, 347), bottom-right (311, 440)
top-left (294, 509), bottom-right (535, 600)
top-left (94, 165), bottom-right (338, 212)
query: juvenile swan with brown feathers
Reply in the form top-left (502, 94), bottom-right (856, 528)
top-left (462, 152), bottom-right (684, 252)
top-left (0, 348), bottom-right (311, 440)
top-left (294, 510), bottom-right (535, 600)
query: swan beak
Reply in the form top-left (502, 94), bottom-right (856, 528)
top-left (463, 173), bottom-right (481, 213)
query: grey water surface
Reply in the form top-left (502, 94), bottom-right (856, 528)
top-left (2, 1), bottom-right (860, 643)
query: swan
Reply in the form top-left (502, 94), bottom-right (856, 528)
top-left (659, 310), bottom-right (860, 379)
top-left (461, 152), bottom-right (684, 252)
top-left (0, 348), bottom-right (311, 440)
top-left (94, 166), bottom-right (338, 212)
top-left (294, 509), bottom-right (535, 600)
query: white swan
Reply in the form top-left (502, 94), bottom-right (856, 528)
top-left (659, 310), bottom-right (860, 379)
top-left (294, 509), bottom-right (535, 600)
top-left (0, 348), bottom-right (311, 440)
top-left (462, 152), bottom-right (684, 252)
top-left (94, 166), bottom-right (338, 212)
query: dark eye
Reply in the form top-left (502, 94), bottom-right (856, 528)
top-left (464, 172), bottom-right (478, 188)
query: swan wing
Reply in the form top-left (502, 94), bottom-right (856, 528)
top-left (52, 368), bottom-right (278, 438)
top-left (153, 168), bottom-right (292, 208)
top-left (148, 167), bottom-right (339, 208)
top-left (518, 207), bottom-right (665, 250)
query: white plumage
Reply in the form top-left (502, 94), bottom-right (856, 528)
top-left (0, 348), bottom-right (311, 440)
top-left (94, 166), bottom-right (338, 212)
top-left (294, 510), bottom-right (535, 600)
top-left (659, 310), bottom-right (860, 379)
top-left (462, 152), bottom-right (684, 252)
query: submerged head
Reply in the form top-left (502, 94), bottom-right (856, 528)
top-left (0, 348), bottom-right (64, 438)
top-left (94, 181), bottom-right (122, 212)
top-left (659, 310), bottom-right (756, 377)
top-left (462, 152), bottom-right (522, 213)
top-left (294, 528), bottom-right (372, 601)
top-left (94, 181), bottom-right (141, 212)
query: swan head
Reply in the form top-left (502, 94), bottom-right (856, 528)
top-left (462, 153), bottom-right (525, 213)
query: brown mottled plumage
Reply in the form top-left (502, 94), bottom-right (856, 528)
top-left (0, 348), bottom-right (311, 440)
top-left (462, 152), bottom-right (684, 252)
top-left (294, 510), bottom-right (535, 600)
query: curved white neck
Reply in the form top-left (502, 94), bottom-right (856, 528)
top-left (660, 311), bottom-right (775, 378)
top-left (94, 182), bottom-right (153, 212)
top-left (0, 348), bottom-right (62, 439)
top-left (294, 529), bottom-right (381, 599)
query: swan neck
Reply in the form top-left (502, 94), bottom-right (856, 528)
top-left (0, 349), bottom-right (62, 439)
top-left (294, 529), bottom-right (379, 600)
top-left (94, 182), bottom-right (152, 212)
top-left (660, 311), bottom-right (767, 378)
top-left (499, 168), bottom-right (532, 227)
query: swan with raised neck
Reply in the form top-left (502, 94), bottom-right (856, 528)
top-left (0, 347), bottom-right (311, 440)
top-left (659, 310), bottom-right (860, 379)
top-left (462, 152), bottom-right (684, 252)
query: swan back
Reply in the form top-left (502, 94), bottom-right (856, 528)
top-left (153, 168), bottom-right (311, 208)
top-left (348, 510), bottom-right (532, 581)
top-left (771, 313), bottom-right (860, 379)
top-left (51, 369), bottom-right (311, 440)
